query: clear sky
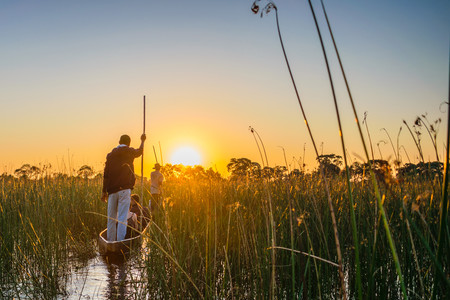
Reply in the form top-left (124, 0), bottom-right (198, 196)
top-left (1, 0), bottom-right (449, 175)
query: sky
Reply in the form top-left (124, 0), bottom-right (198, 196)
top-left (1, 0), bottom-right (449, 176)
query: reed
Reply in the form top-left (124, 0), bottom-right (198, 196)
top-left (431, 60), bottom-right (450, 299)
top-left (318, 0), bottom-right (409, 298)
top-left (1, 159), bottom-right (448, 298)
top-left (416, 115), bottom-right (441, 162)
top-left (306, 0), bottom-right (361, 298)
top-left (403, 119), bottom-right (425, 163)
top-left (249, 126), bottom-right (276, 298)
top-left (0, 174), bottom-right (104, 298)
top-left (251, 1), bottom-right (347, 297)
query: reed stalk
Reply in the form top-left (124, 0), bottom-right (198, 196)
top-left (397, 127), bottom-right (403, 165)
top-left (304, 221), bottom-right (322, 299)
top-left (417, 115), bottom-right (440, 162)
top-left (377, 140), bottom-right (386, 160)
top-left (431, 58), bottom-right (450, 299)
top-left (403, 120), bottom-right (425, 163)
top-left (402, 201), bottom-right (425, 298)
top-left (306, 0), bottom-right (361, 297)
top-left (281, 146), bottom-right (296, 297)
top-left (363, 112), bottom-right (375, 161)
top-left (319, 0), bottom-right (407, 298)
top-left (251, 2), bottom-right (347, 297)
top-left (400, 145), bottom-right (412, 164)
top-left (381, 128), bottom-right (399, 163)
top-left (249, 126), bottom-right (276, 298)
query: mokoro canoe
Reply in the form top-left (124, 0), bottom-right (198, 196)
top-left (98, 218), bottom-right (150, 255)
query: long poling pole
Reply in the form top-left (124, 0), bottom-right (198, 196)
top-left (153, 145), bottom-right (159, 164)
top-left (141, 95), bottom-right (146, 230)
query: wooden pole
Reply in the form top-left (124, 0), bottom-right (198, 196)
top-left (153, 145), bottom-right (159, 164)
top-left (140, 95), bottom-right (146, 230)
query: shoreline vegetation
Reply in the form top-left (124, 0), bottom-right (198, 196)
top-left (1, 155), bottom-right (448, 298)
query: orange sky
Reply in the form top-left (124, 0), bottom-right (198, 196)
top-left (1, 1), bottom-right (449, 176)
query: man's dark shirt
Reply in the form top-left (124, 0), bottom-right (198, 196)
top-left (102, 145), bottom-right (143, 194)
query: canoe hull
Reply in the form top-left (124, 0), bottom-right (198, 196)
top-left (98, 220), bottom-right (150, 255)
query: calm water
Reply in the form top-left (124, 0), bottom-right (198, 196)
top-left (64, 241), bottom-right (149, 299)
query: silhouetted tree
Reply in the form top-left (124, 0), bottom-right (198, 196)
top-left (184, 166), bottom-right (207, 180)
top-left (0, 172), bottom-right (13, 180)
top-left (77, 165), bottom-right (94, 179)
top-left (261, 166), bottom-right (274, 179)
top-left (316, 154), bottom-right (342, 177)
top-left (350, 160), bottom-right (392, 181)
top-left (289, 169), bottom-right (303, 178)
top-left (273, 165), bottom-right (288, 180)
top-left (205, 167), bottom-right (223, 181)
top-left (227, 158), bottom-right (261, 180)
top-left (159, 164), bottom-right (222, 181)
top-left (397, 161), bottom-right (443, 180)
top-left (14, 164), bottom-right (41, 179)
top-left (161, 164), bottom-right (183, 179)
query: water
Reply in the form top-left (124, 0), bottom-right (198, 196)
top-left (64, 245), bottom-right (148, 299)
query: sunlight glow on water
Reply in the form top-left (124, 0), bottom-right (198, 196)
top-left (65, 252), bottom-right (145, 299)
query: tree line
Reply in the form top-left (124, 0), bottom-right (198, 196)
top-left (3, 156), bottom-right (443, 182)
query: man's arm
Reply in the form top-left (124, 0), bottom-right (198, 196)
top-left (101, 159), bottom-right (109, 202)
top-left (132, 133), bottom-right (146, 157)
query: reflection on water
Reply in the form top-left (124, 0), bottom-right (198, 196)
top-left (105, 255), bottom-right (128, 300)
top-left (65, 255), bottom-right (108, 299)
top-left (65, 250), bottom-right (144, 299)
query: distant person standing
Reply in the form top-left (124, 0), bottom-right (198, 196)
top-left (150, 163), bottom-right (164, 210)
top-left (101, 134), bottom-right (146, 241)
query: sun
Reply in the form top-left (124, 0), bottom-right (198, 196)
top-left (170, 146), bottom-right (202, 166)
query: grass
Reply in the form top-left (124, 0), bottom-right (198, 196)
top-left (0, 161), bottom-right (448, 298)
top-left (144, 168), bottom-right (448, 298)
top-left (0, 174), bottom-right (104, 299)
top-left (251, 1), bottom-right (448, 298)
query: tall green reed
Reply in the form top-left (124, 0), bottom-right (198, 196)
top-left (403, 119), bottom-right (425, 163)
top-left (318, 0), bottom-right (407, 298)
top-left (0, 175), bottom-right (104, 298)
top-left (305, 0), bottom-right (361, 297)
top-left (431, 59), bottom-right (450, 299)
top-left (249, 126), bottom-right (277, 298)
top-left (251, 1), bottom-right (347, 297)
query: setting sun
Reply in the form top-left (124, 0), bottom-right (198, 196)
top-left (170, 146), bottom-right (202, 166)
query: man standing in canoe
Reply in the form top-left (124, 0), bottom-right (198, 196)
top-left (150, 163), bottom-right (164, 211)
top-left (101, 133), bottom-right (146, 241)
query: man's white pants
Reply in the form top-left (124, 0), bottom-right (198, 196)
top-left (107, 189), bottom-right (131, 241)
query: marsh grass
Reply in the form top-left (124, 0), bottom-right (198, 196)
top-left (139, 170), bottom-right (447, 299)
top-left (0, 175), bottom-right (104, 299)
top-left (0, 163), bottom-right (448, 298)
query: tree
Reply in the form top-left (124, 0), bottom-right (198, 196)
top-left (205, 167), bottom-right (223, 181)
top-left (161, 164), bottom-right (183, 179)
top-left (267, 165), bottom-right (288, 180)
top-left (317, 154), bottom-right (342, 177)
top-left (227, 158), bottom-right (261, 179)
top-left (14, 164), bottom-right (41, 179)
top-left (350, 159), bottom-right (392, 184)
top-left (77, 165), bottom-right (94, 179)
top-left (184, 166), bottom-right (207, 180)
top-left (397, 161), bottom-right (443, 180)
top-left (289, 169), bottom-right (303, 178)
